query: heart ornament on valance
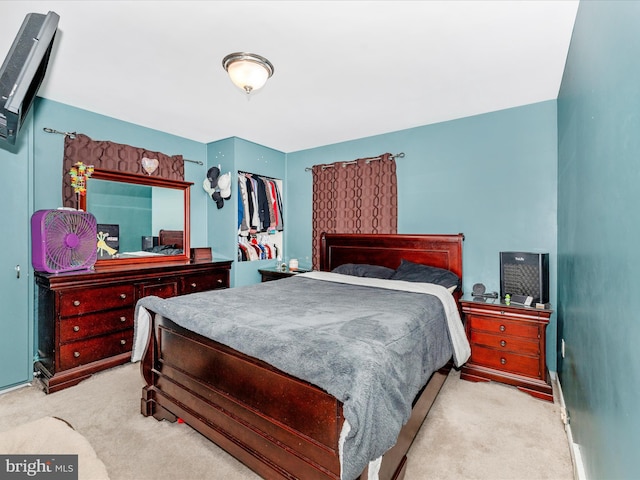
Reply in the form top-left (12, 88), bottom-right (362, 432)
top-left (141, 157), bottom-right (159, 175)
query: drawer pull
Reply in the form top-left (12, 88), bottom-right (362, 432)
top-left (119, 293), bottom-right (127, 299)
top-left (120, 339), bottom-right (126, 345)
top-left (191, 282), bottom-right (197, 288)
top-left (500, 357), bottom-right (506, 365)
top-left (217, 279), bottom-right (222, 284)
top-left (500, 340), bottom-right (506, 347)
top-left (120, 316), bottom-right (126, 322)
top-left (499, 325), bottom-right (506, 332)
top-left (73, 300), bottom-right (80, 307)
top-left (500, 310), bottom-right (505, 315)
top-left (73, 351), bottom-right (80, 358)
top-left (73, 325), bottom-right (80, 332)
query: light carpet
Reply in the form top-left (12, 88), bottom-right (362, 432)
top-left (0, 363), bottom-right (573, 479)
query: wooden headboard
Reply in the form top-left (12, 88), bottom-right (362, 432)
top-left (320, 233), bottom-right (465, 293)
top-left (159, 229), bottom-right (184, 249)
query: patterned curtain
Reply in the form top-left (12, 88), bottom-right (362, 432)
top-left (62, 133), bottom-right (184, 208)
top-left (311, 153), bottom-right (398, 269)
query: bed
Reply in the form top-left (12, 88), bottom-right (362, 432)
top-left (134, 233), bottom-right (467, 480)
top-left (128, 229), bottom-right (184, 256)
top-left (158, 229), bottom-right (184, 250)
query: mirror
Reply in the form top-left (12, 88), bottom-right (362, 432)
top-left (80, 168), bottom-right (192, 267)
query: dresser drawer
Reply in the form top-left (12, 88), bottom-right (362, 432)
top-left (59, 307), bottom-right (133, 343)
top-left (181, 271), bottom-right (228, 294)
top-left (59, 329), bottom-right (133, 370)
top-left (139, 280), bottom-right (179, 299)
top-left (470, 330), bottom-right (539, 356)
top-left (466, 314), bottom-right (539, 340)
top-left (470, 345), bottom-right (541, 379)
top-left (59, 284), bottom-right (135, 316)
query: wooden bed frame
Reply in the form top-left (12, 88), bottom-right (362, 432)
top-left (140, 233), bottom-right (464, 480)
top-left (158, 229), bottom-right (184, 249)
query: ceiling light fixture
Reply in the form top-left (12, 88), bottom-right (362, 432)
top-left (222, 52), bottom-right (274, 95)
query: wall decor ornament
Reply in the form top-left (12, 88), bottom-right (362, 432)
top-left (141, 157), bottom-right (159, 175)
top-left (69, 161), bottom-right (94, 208)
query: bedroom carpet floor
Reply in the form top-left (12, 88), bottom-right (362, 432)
top-left (0, 363), bottom-right (573, 480)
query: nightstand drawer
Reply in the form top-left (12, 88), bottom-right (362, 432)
top-left (59, 284), bottom-right (135, 316)
top-left (59, 307), bottom-right (133, 343)
top-left (466, 314), bottom-right (539, 339)
top-left (59, 329), bottom-right (133, 370)
top-left (470, 331), bottom-right (539, 355)
top-left (470, 345), bottom-right (540, 378)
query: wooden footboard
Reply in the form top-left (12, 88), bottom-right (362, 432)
top-left (141, 313), bottom-right (450, 480)
top-left (141, 313), bottom-right (344, 479)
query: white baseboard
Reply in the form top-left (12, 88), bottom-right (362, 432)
top-left (552, 372), bottom-right (587, 480)
top-left (0, 382), bottom-right (31, 396)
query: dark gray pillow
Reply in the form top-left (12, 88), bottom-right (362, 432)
top-left (331, 263), bottom-right (395, 279)
top-left (391, 259), bottom-right (460, 289)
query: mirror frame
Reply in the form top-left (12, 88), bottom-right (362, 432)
top-left (80, 168), bottom-right (192, 268)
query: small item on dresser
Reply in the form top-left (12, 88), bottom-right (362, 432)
top-left (510, 294), bottom-right (533, 306)
top-left (471, 283), bottom-right (498, 300)
top-left (289, 259), bottom-right (299, 271)
top-left (190, 247), bottom-right (212, 262)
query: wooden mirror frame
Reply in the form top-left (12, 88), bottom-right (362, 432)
top-left (80, 168), bottom-right (192, 268)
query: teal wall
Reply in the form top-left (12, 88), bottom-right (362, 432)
top-left (89, 181), bottom-right (152, 253)
top-left (206, 137), bottom-right (236, 262)
top-left (557, 2), bottom-right (640, 479)
top-left (0, 111), bottom-right (33, 390)
top-left (286, 101), bottom-right (559, 369)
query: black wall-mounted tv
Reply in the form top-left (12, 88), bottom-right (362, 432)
top-left (0, 11), bottom-right (59, 146)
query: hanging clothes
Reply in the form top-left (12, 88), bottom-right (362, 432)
top-left (237, 172), bottom-right (284, 235)
top-left (237, 234), bottom-right (279, 262)
top-left (237, 173), bottom-right (251, 236)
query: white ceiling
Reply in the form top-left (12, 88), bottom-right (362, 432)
top-left (2, 1), bottom-right (579, 153)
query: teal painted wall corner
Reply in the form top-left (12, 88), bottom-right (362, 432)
top-left (557, 1), bottom-right (640, 479)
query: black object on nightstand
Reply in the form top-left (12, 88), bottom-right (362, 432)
top-left (258, 267), bottom-right (311, 282)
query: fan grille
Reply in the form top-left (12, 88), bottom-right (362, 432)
top-left (32, 210), bottom-right (98, 273)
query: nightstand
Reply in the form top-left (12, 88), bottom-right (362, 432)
top-left (258, 267), bottom-right (311, 282)
top-left (459, 298), bottom-right (553, 402)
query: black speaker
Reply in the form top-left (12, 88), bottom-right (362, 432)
top-left (141, 236), bottom-right (159, 250)
top-left (500, 252), bottom-right (549, 304)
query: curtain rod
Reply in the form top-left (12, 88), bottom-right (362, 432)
top-left (42, 127), bottom-right (204, 165)
top-left (304, 152), bottom-right (404, 172)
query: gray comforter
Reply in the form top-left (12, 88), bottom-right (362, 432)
top-left (134, 272), bottom-right (468, 480)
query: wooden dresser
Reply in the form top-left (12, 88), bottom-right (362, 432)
top-left (34, 260), bottom-right (232, 393)
top-left (459, 298), bottom-right (553, 402)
